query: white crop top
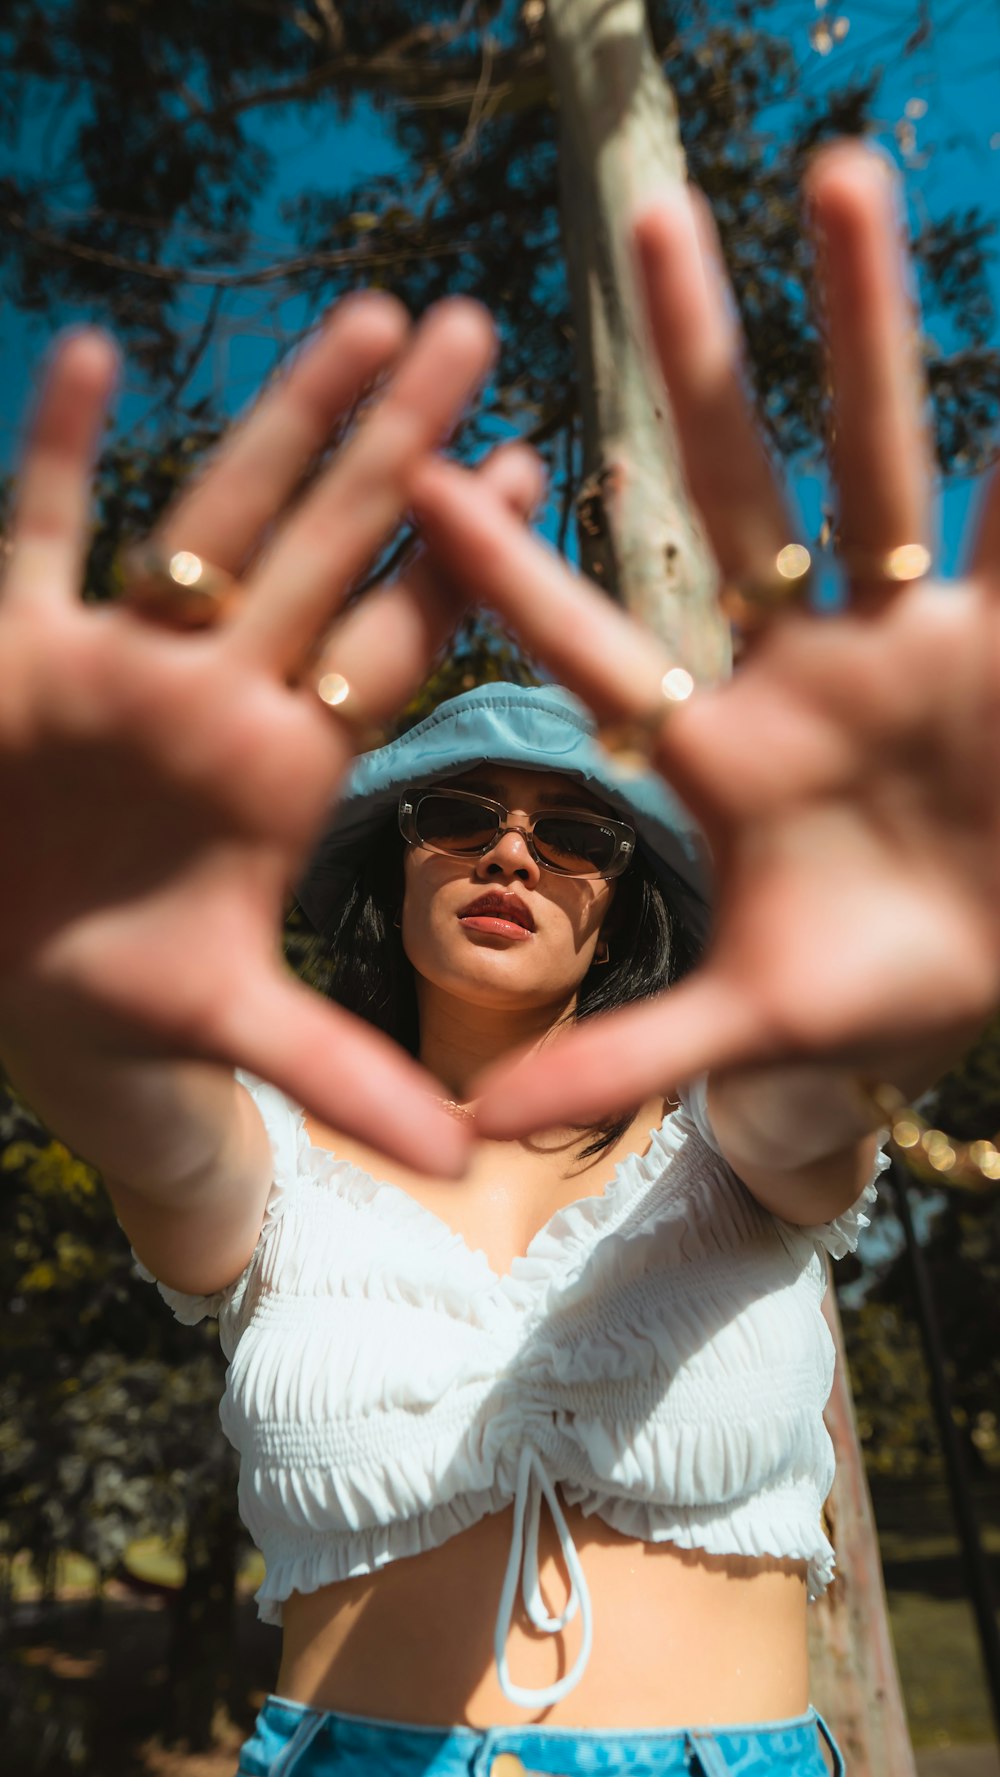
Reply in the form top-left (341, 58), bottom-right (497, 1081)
top-left (133, 1070), bottom-right (885, 1709)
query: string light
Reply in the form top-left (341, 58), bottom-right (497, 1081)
top-left (862, 1084), bottom-right (1000, 1193)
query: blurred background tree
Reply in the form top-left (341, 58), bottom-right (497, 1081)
top-left (840, 1017), bottom-right (1000, 1491)
top-left (2, 0), bottom-right (1000, 1764)
top-left (0, 1079), bottom-right (247, 1760)
top-left (3, 1), bottom-right (1000, 513)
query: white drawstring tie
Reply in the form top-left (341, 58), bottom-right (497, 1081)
top-left (493, 1444), bottom-right (594, 1707)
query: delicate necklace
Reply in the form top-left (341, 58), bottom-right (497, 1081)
top-left (440, 1098), bottom-right (476, 1122)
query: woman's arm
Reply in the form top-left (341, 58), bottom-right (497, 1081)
top-left (410, 144), bottom-right (1000, 1165)
top-left (4, 1047), bottom-right (272, 1296)
top-left (0, 301), bottom-right (542, 1299)
top-left (702, 1015), bottom-right (986, 1222)
top-left (701, 1066), bottom-right (881, 1225)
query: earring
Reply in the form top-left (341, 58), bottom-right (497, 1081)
top-left (594, 939), bottom-right (611, 966)
top-left (393, 907), bottom-right (402, 929)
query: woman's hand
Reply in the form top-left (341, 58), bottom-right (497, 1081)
top-left (410, 142), bottom-right (1000, 1139)
top-left (0, 297), bottom-right (540, 1172)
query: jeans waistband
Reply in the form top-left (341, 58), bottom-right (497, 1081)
top-left (239, 1695), bottom-right (846, 1777)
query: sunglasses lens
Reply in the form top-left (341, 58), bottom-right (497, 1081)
top-left (408, 793), bottom-right (630, 876)
top-left (532, 815), bottom-right (619, 875)
top-left (415, 795), bottom-right (501, 855)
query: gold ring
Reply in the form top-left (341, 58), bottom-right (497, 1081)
top-left (313, 671), bottom-right (385, 754)
top-left (719, 543), bottom-right (813, 630)
top-left (838, 542), bottom-right (932, 585)
top-left (120, 543), bottom-right (236, 629)
top-left (597, 667), bottom-right (696, 775)
top-left (724, 543), bottom-right (817, 636)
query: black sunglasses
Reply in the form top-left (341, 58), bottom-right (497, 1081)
top-left (398, 788), bottom-right (636, 879)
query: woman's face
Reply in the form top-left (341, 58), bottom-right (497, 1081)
top-left (401, 766), bottom-right (620, 1014)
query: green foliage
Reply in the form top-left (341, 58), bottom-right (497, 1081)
top-left (872, 1182), bottom-right (1000, 1475)
top-left (926, 1011), bottom-right (1000, 1142)
top-left (0, 1077), bottom-right (240, 1590)
top-left (393, 610), bottom-right (542, 728)
top-left (841, 1301), bottom-right (944, 1480)
top-left (838, 1017), bottom-right (1000, 1485)
top-left (0, 1073), bottom-right (248, 1750)
top-left (83, 419), bottom-right (223, 603)
top-left (3, 0), bottom-right (998, 506)
top-left (0, 1660), bottom-right (91, 1773)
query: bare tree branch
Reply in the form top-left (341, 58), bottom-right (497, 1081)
top-left (177, 41), bottom-right (545, 129)
top-left (520, 398), bottom-right (574, 450)
top-left (310, 0), bottom-right (344, 49)
top-left (143, 286), bottom-right (225, 425)
top-left (0, 207), bottom-right (473, 288)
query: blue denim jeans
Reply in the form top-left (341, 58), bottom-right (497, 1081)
top-left (236, 1695), bottom-right (846, 1776)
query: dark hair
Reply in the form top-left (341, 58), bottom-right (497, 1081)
top-left (322, 813), bottom-right (703, 1159)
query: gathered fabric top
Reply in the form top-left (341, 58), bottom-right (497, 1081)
top-left (133, 1070), bottom-right (884, 1710)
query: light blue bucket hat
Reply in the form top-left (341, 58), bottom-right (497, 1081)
top-left (297, 682), bottom-right (713, 945)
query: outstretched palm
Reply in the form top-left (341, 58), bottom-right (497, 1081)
top-left (0, 297), bottom-right (537, 1168)
top-left (410, 143), bottom-right (1000, 1132)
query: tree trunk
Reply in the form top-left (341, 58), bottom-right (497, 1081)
top-left (810, 1277), bottom-right (917, 1775)
top-left (544, 3), bottom-right (915, 1767)
top-left (544, 0), bottom-right (730, 681)
top-left (165, 1474), bottom-right (240, 1750)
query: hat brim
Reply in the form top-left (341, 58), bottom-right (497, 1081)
top-left (297, 683), bottom-right (713, 946)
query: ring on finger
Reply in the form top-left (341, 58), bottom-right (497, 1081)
top-left (597, 666), bottom-right (696, 775)
top-left (838, 541), bottom-right (932, 586)
top-left (313, 670), bottom-right (386, 754)
top-left (119, 543), bottom-right (238, 629)
top-left (719, 543), bottom-right (814, 630)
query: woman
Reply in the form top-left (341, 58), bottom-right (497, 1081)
top-left (2, 136), bottom-right (1000, 1774)
top-left (171, 675), bottom-right (879, 1776)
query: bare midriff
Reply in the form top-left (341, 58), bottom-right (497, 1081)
top-left (277, 1515), bottom-right (810, 1728)
top-left (278, 1108), bottom-right (813, 1730)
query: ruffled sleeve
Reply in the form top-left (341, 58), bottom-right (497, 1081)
top-left (792, 1142), bottom-right (889, 1258)
top-left (677, 1074), bottom-right (885, 1259)
top-left (130, 1068), bottom-right (302, 1332)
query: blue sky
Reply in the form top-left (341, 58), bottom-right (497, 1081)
top-left (3, 0), bottom-right (1000, 583)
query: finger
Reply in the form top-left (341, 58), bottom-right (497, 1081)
top-left (409, 460), bottom-right (742, 829)
top-left (410, 455), bottom-right (741, 834)
top-left (966, 462), bottom-right (1000, 590)
top-left (410, 458), bottom-right (691, 726)
top-left (472, 973), bottom-right (767, 1137)
top-left (6, 329), bottom-right (120, 611)
top-left (633, 188), bottom-right (800, 593)
top-left (232, 299), bottom-right (497, 676)
top-left (308, 442), bottom-right (546, 723)
top-left (157, 293), bottom-right (410, 574)
top-left (805, 142), bottom-right (935, 600)
top-left (216, 964), bottom-right (471, 1177)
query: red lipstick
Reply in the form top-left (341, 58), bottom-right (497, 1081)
top-left (458, 892), bottom-right (535, 939)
